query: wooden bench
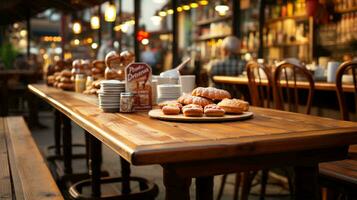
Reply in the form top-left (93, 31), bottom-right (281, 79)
top-left (0, 117), bottom-right (63, 200)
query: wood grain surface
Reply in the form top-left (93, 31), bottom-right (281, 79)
top-left (213, 76), bottom-right (356, 93)
top-left (0, 118), bottom-right (12, 200)
top-left (4, 117), bottom-right (63, 200)
top-left (148, 109), bottom-right (254, 122)
top-left (29, 84), bottom-right (357, 165)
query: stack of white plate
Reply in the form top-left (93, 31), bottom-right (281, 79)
top-left (157, 84), bottom-right (181, 102)
top-left (97, 80), bottom-right (126, 113)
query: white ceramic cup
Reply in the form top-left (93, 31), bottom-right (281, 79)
top-left (327, 61), bottom-right (341, 83)
top-left (179, 75), bottom-right (196, 94)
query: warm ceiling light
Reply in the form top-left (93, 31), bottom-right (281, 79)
top-left (190, 3), bottom-right (199, 8)
top-left (73, 39), bottom-right (80, 45)
top-left (72, 21), bottom-right (82, 34)
top-left (215, 3), bottom-right (229, 16)
top-left (153, 0), bottom-right (165, 3)
top-left (182, 5), bottom-right (190, 10)
top-left (177, 7), bottom-right (183, 12)
top-left (167, 9), bottom-right (174, 15)
top-left (86, 37), bottom-right (93, 43)
top-left (91, 42), bottom-right (98, 49)
top-left (151, 15), bottom-right (162, 26)
top-left (199, 0), bottom-right (209, 6)
top-left (90, 16), bottom-right (100, 29)
top-left (121, 24), bottom-right (129, 33)
top-left (159, 11), bottom-right (167, 17)
top-left (105, 2), bottom-right (116, 22)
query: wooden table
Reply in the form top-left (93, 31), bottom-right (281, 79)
top-left (28, 84), bottom-right (357, 200)
top-left (213, 76), bottom-right (355, 93)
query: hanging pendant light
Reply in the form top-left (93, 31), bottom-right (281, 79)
top-left (105, 2), bottom-right (117, 22)
top-left (72, 21), bottom-right (82, 34)
top-left (215, 1), bottom-right (229, 16)
top-left (90, 15), bottom-right (100, 29)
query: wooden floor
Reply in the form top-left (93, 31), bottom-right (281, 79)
top-left (31, 111), bottom-right (291, 200)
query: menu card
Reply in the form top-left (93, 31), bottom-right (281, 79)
top-left (125, 63), bottom-right (152, 111)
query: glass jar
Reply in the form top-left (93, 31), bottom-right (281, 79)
top-left (75, 74), bottom-right (86, 93)
top-left (86, 76), bottom-right (94, 90)
top-left (120, 92), bottom-right (134, 113)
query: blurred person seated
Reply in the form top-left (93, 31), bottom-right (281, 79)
top-left (208, 36), bottom-right (246, 98)
top-left (141, 46), bottom-right (158, 74)
top-left (208, 36), bottom-right (246, 77)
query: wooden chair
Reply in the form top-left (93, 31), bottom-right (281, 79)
top-left (319, 60), bottom-right (357, 199)
top-left (274, 59), bottom-right (315, 114)
top-left (217, 61), bottom-right (274, 200)
top-left (246, 61), bottom-right (274, 108)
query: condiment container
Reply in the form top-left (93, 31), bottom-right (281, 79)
top-left (120, 92), bottom-right (134, 113)
top-left (75, 74), bottom-right (86, 93)
top-left (86, 76), bottom-right (94, 90)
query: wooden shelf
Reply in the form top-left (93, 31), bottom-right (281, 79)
top-left (264, 41), bottom-right (309, 48)
top-left (195, 15), bottom-right (232, 26)
top-left (265, 15), bottom-right (308, 25)
top-left (335, 7), bottom-right (357, 14)
top-left (195, 33), bottom-right (231, 41)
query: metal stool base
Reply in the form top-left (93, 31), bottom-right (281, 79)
top-left (69, 176), bottom-right (159, 200)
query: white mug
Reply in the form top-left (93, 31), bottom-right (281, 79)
top-left (327, 61), bottom-right (341, 83)
top-left (179, 75), bottom-right (196, 94)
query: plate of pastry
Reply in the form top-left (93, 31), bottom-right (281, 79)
top-left (148, 87), bottom-right (254, 122)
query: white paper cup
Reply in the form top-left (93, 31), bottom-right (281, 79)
top-left (179, 75), bottom-right (196, 94)
top-left (327, 61), bottom-right (341, 83)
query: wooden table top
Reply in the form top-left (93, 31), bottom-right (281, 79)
top-left (29, 84), bottom-right (357, 165)
top-left (213, 76), bottom-right (356, 93)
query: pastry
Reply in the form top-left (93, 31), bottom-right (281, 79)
top-left (217, 98), bottom-right (249, 114)
top-left (177, 94), bottom-right (213, 107)
top-left (192, 87), bottom-right (231, 100)
top-left (58, 82), bottom-right (74, 91)
top-left (158, 100), bottom-right (182, 109)
top-left (162, 105), bottom-right (180, 115)
top-left (204, 104), bottom-right (225, 117)
top-left (182, 104), bottom-right (203, 117)
top-left (92, 60), bottom-right (106, 71)
top-left (61, 70), bottom-right (72, 77)
top-left (60, 77), bottom-right (72, 83)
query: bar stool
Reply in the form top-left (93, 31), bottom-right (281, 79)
top-left (68, 132), bottom-right (159, 199)
top-left (319, 60), bottom-right (357, 199)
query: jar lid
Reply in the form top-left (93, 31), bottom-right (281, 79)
top-left (121, 92), bottom-right (134, 96)
top-left (76, 74), bottom-right (85, 78)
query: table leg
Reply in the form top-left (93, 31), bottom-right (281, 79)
top-left (163, 166), bottom-right (191, 200)
top-left (120, 157), bottom-right (131, 194)
top-left (196, 176), bottom-right (213, 200)
top-left (62, 114), bottom-right (72, 174)
top-left (88, 133), bottom-right (102, 197)
top-left (294, 165), bottom-right (319, 200)
top-left (54, 110), bottom-right (61, 156)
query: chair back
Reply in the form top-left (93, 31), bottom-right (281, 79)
top-left (335, 60), bottom-right (357, 121)
top-left (273, 59), bottom-right (315, 114)
top-left (246, 61), bottom-right (273, 108)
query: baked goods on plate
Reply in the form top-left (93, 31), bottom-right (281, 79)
top-left (177, 94), bottom-right (213, 107)
top-left (192, 87), bottom-right (231, 100)
top-left (182, 104), bottom-right (203, 117)
top-left (204, 104), bottom-right (225, 117)
top-left (217, 98), bottom-right (249, 114)
top-left (158, 100), bottom-right (182, 109)
top-left (162, 105), bottom-right (181, 115)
